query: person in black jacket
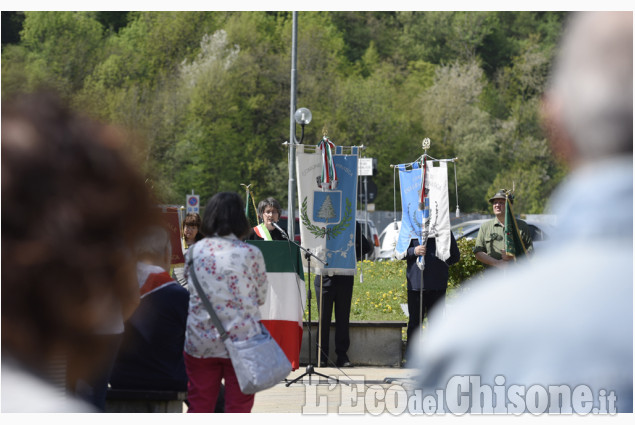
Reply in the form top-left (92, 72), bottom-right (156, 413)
top-left (110, 225), bottom-right (226, 412)
top-left (314, 222), bottom-right (372, 368)
top-left (404, 233), bottom-right (460, 359)
top-left (110, 226), bottom-right (190, 393)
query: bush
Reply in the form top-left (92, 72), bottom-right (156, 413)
top-left (302, 238), bottom-right (485, 323)
top-left (448, 238), bottom-right (485, 289)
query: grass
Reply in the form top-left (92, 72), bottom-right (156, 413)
top-left (300, 251), bottom-right (477, 342)
top-left (302, 259), bottom-right (409, 323)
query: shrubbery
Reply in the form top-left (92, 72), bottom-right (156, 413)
top-left (448, 238), bottom-right (485, 290)
top-left (304, 240), bottom-right (485, 322)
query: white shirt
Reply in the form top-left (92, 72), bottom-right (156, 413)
top-left (1, 357), bottom-right (94, 413)
top-left (184, 234), bottom-right (268, 358)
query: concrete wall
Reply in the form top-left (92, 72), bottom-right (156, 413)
top-left (300, 321), bottom-right (406, 367)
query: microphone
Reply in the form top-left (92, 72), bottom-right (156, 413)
top-left (272, 222), bottom-right (289, 240)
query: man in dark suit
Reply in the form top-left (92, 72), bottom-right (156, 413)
top-left (404, 232), bottom-right (460, 359)
top-left (314, 222), bottom-right (372, 367)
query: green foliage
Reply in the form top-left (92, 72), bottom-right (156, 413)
top-left (304, 260), bottom-right (408, 322)
top-left (303, 239), bottom-right (485, 323)
top-left (11, 11), bottom-right (105, 95)
top-left (448, 238), bottom-right (485, 288)
top-left (1, 11), bottom-right (569, 214)
top-left (93, 11), bottom-right (129, 33)
top-left (1, 11), bottom-right (25, 46)
top-left (395, 12), bottom-right (498, 65)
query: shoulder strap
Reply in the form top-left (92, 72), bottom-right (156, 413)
top-left (186, 248), bottom-right (229, 342)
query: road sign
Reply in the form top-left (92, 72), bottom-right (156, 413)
top-left (358, 158), bottom-right (373, 176)
top-left (186, 194), bottom-right (200, 214)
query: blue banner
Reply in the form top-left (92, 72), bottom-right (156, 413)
top-left (395, 164), bottom-right (424, 257)
top-left (296, 145), bottom-right (359, 275)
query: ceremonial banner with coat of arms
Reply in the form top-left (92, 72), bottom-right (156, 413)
top-left (295, 144), bottom-right (359, 275)
top-left (394, 160), bottom-right (452, 263)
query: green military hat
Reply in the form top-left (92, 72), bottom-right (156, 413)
top-left (489, 189), bottom-right (514, 204)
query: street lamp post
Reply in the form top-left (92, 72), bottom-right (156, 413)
top-left (288, 12), bottom-right (313, 239)
top-left (287, 107), bottom-right (311, 239)
top-left (294, 107), bottom-right (312, 142)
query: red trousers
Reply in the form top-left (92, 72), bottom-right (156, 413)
top-left (184, 352), bottom-right (254, 413)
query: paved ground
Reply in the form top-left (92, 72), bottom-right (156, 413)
top-left (251, 366), bottom-right (418, 414)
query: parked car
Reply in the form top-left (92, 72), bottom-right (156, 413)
top-left (377, 218), bottom-right (552, 261)
top-left (451, 218), bottom-right (553, 251)
top-left (377, 221), bottom-right (401, 261)
top-left (450, 219), bottom-right (490, 240)
top-left (277, 215), bottom-right (380, 260)
top-left (277, 216), bottom-right (301, 243)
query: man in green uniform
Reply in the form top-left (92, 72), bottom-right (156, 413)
top-left (473, 190), bottom-right (533, 268)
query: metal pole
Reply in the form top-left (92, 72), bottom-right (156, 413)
top-left (364, 175), bottom-right (369, 259)
top-left (287, 11), bottom-right (298, 239)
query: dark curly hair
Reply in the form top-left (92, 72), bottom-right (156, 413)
top-left (1, 91), bottom-right (157, 376)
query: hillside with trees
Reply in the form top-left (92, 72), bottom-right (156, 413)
top-left (1, 11), bottom-right (569, 214)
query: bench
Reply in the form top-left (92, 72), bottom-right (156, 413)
top-left (300, 321), bottom-right (406, 367)
top-left (105, 388), bottom-right (187, 413)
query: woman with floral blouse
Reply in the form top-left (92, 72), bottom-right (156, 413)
top-left (184, 192), bottom-right (269, 413)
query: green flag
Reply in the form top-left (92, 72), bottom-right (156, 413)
top-left (504, 198), bottom-right (527, 258)
top-left (241, 184), bottom-right (259, 227)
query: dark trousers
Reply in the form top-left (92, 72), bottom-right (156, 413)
top-left (406, 289), bottom-right (446, 353)
top-left (313, 275), bottom-right (353, 364)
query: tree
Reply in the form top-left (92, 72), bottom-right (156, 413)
top-left (317, 196), bottom-right (337, 221)
top-left (419, 60), bottom-right (485, 155)
top-left (19, 12), bottom-right (105, 94)
top-left (1, 11), bottom-right (25, 48)
top-left (395, 12), bottom-right (497, 65)
top-left (1, 11), bottom-right (569, 214)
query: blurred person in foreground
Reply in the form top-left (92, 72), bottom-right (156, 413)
top-left (184, 192), bottom-right (268, 413)
top-left (411, 12), bottom-right (632, 414)
top-left (1, 91), bottom-right (155, 412)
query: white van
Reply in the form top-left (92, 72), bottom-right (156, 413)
top-left (377, 221), bottom-right (401, 261)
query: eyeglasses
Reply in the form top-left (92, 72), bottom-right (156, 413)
top-left (489, 233), bottom-right (503, 241)
top-left (184, 224), bottom-right (198, 230)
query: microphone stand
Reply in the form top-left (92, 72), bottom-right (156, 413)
top-left (276, 229), bottom-right (338, 386)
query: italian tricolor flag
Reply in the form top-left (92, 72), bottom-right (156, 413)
top-left (247, 240), bottom-right (306, 370)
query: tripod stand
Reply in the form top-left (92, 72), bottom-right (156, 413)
top-left (285, 243), bottom-right (337, 386)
